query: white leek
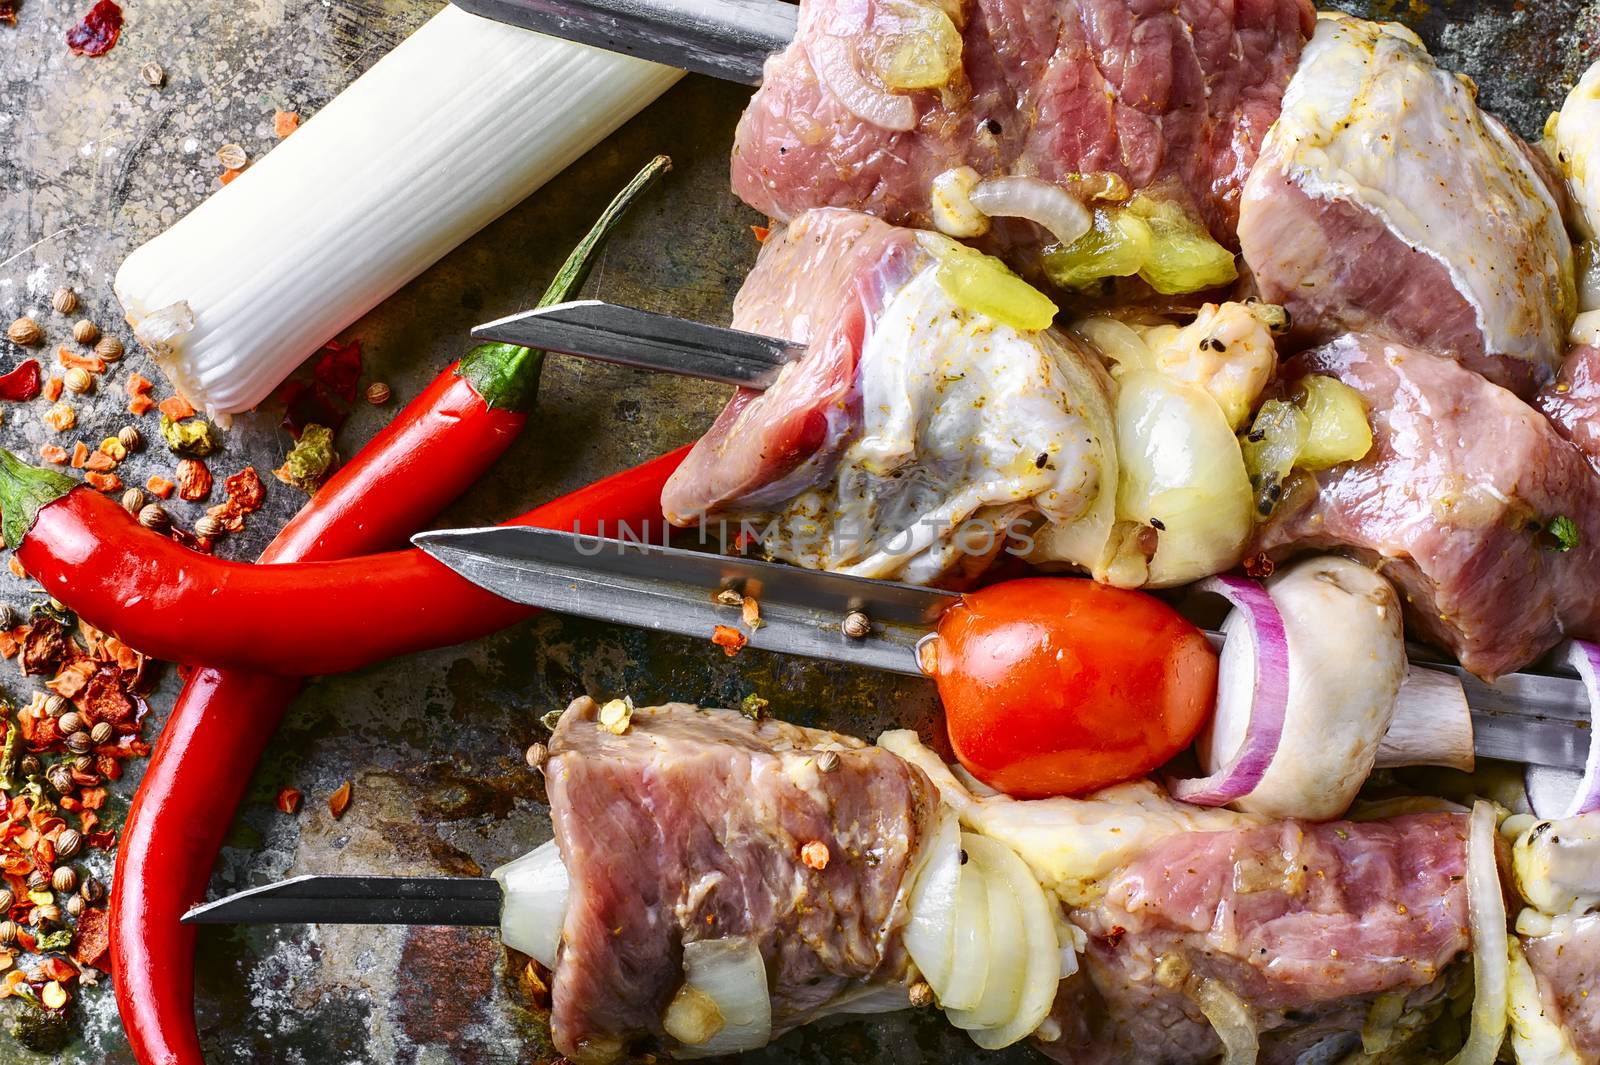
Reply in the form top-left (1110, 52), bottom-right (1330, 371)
top-left (115, 5), bottom-right (681, 418)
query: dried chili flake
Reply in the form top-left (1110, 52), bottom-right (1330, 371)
top-left (81, 665), bottom-right (143, 728)
top-left (208, 466), bottom-right (266, 532)
top-left (275, 788), bottom-right (302, 814)
top-left (65, 0), bottom-right (122, 56)
top-left (277, 339), bottom-right (362, 436)
top-left (125, 373), bottom-right (153, 397)
top-left (0, 361), bottom-right (41, 402)
top-left (145, 475), bottom-right (174, 499)
top-left (175, 457), bottom-right (211, 501)
top-left (44, 376), bottom-right (63, 402)
top-left (158, 394), bottom-right (196, 421)
top-left (68, 442), bottom-right (88, 469)
top-left (219, 168), bottom-right (244, 186)
top-left (1242, 553), bottom-right (1276, 579)
top-left (0, 0), bottom-right (16, 27)
top-left (39, 956), bottom-right (75, 984)
top-left (84, 471), bottom-right (120, 493)
top-left (127, 393), bottom-right (155, 416)
top-left (711, 625), bottom-right (748, 656)
top-left (84, 450), bottom-right (115, 472)
top-left (18, 619), bottom-right (66, 677)
top-left (43, 403), bottom-right (75, 432)
top-left (273, 110), bottom-right (300, 138)
top-left (750, 225), bottom-right (771, 243)
top-left (57, 347), bottom-right (105, 373)
top-left (328, 780), bottom-right (352, 819)
top-left (800, 840), bottom-right (830, 870)
top-left (37, 445), bottom-right (66, 466)
top-left (71, 907), bottom-right (109, 970)
top-left (45, 660), bottom-right (94, 699)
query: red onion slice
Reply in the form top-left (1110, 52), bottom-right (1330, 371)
top-left (1169, 576), bottom-right (1292, 806)
top-left (1526, 639), bottom-right (1600, 817)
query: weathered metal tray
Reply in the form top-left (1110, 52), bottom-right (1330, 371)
top-left (0, 0), bottom-right (1595, 1058)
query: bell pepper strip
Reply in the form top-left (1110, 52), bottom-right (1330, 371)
top-left (105, 158), bottom-right (671, 1065)
top-left (5, 447), bottom-right (688, 675)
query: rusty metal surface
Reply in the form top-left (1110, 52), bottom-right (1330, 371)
top-left (0, 0), bottom-right (1594, 1060)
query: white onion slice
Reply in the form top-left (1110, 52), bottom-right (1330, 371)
top-left (1193, 978), bottom-right (1259, 1065)
top-left (669, 938), bottom-right (773, 1058)
top-left (1170, 576), bottom-right (1291, 806)
top-left (1526, 640), bottom-right (1600, 818)
top-left (1449, 801), bottom-right (1510, 1065)
top-left (967, 835), bottom-right (1062, 1050)
top-left (492, 840), bottom-right (569, 969)
top-left (946, 833), bottom-right (1024, 1030)
top-left (807, 35), bottom-right (916, 131)
top-left (940, 851), bottom-right (990, 1011)
top-left (902, 805), bottom-right (962, 995)
top-left (970, 176), bottom-right (1092, 247)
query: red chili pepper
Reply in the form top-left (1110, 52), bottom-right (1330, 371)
top-left (102, 158), bottom-right (670, 1065)
top-left (0, 359), bottom-right (42, 401)
top-left (9, 447), bottom-right (687, 675)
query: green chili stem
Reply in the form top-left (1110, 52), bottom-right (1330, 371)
top-left (0, 449), bottom-right (78, 548)
top-left (460, 154), bottom-right (672, 411)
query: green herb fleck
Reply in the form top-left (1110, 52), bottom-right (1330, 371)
top-left (33, 929), bottom-right (72, 951)
top-left (0, 723), bottom-right (18, 793)
top-left (740, 693), bottom-right (769, 721)
top-left (1547, 515), bottom-right (1581, 552)
top-left (159, 414), bottom-right (220, 456)
top-left (11, 1005), bottom-right (69, 1052)
top-left (273, 424), bottom-right (338, 494)
top-left (540, 707), bottom-right (566, 732)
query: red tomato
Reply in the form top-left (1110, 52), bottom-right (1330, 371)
top-left (932, 577), bottom-right (1216, 798)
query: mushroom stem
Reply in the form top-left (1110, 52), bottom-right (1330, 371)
top-left (1374, 664), bottom-right (1476, 772)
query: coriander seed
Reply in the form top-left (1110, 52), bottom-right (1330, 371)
top-left (50, 866), bottom-right (77, 894)
top-left (6, 317), bottom-right (41, 346)
top-left (79, 875), bottom-right (105, 903)
top-left (25, 870), bottom-right (46, 891)
top-left (96, 336), bottom-right (125, 361)
top-left (90, 720), bottom-right (114, 745)
top-left (72, 319), bottom-right (100, 345)
top-left (138, 503), bottom-right (170, 531)
top-left (58, 710), bottom-right (83, 734)
top-left (66, 730), bottom-right (94, 754)
top-left (17, 755), bottom-right (38, 776)
top-left (71, 754), bottom-right (95, 775)
top-left (30, 904), bottom-right (60, 928)
top-left (909, 981), bottom-right (935, 1008)
top-left (64, 366), bottom-right (93, 394)
top-left (365, 381), bottom-right (392, 405)
top-left (0, 889), bottom-right (13, 912)
top-left (0, 921), bottom-right (19, 946)
top-left (46, 765), bottom-right (74, 796)
top-left (217, 143), bottom-right (248, 170)
top-left (841, 610), bottom-right (871, 639)
top-left (122, 487), bottom-right (145, 513)
top-left (55, 829), bottom-right (82, 859)
top-left (119, 424), bottom-right (143, 451)
top-left (65, 894), bottom-right (85, 919)
top-left (44, 693), bottom-right (67, 718)
top-left (524, 741), bottom-right (548, 770)
top-left (0, 604), bottom-right (14, 629)
top-left (816, 750), bottom-right (840, 773)
top-left (140, 61), bottom-right (165, 87)
top-left (194, 514), bottom-right (225, 538)
top-left (51, 287), bottom-right (78, 316)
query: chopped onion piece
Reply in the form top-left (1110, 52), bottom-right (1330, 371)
top-left (967, 835), bottom-right (1062, 1050)
top-left (808, 35), bottom-right (916, 131)
top-left (492, 840), bottom-right (568, 969)
top-left (903, 805), bottom-right (962, 995)
top-left (1194, 979), bottom-right (1259, 1065)
top-left (947, 833), bottom-right (1024, 1030)
top-left (970, 176), bottom-right (1092, 247)
top-left (930, 167), bottom-right (989, 238)
top-left (669, 938), bottom-right (773, 1058)
top-left (1525, 641), bottom-right (1600, 818)
top-left (940, 849), bottom-right (991, 1011)
top-left (1170, 576), bottom-right (1291, 806)
top-left (1448, 801), bottom-right (1510, 1065)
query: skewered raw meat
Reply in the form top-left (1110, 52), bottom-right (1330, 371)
top-left (1515, 916), bottom-right (1600, 1064)
top-left (1536, 342), bottom-right (1600, 474)
top-left (661, 208), bottom-right (1119, 585)
top-left (1238, 14), bottom-right (1574, 396)
top-left (1252, 333), bottom-right (1600, 679)
top-left (544, 697), bottom-right (937, 1062)
top-left (732, 0), bottom-right (1314, 248)
top-left (881, 730), bottom-right (1473, 1063)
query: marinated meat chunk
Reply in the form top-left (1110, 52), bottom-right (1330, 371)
top-left (1039, 815), bottom-right (1470, 1064)
top-left (662, 209), bottom-right (1118, 585)
top-left (1238, 15), bottom-right (1573, 396)
top-left (544, 699), bottom-right (939, 1063)
top-left (1520, 914), bottom-right (1600, 1063)
top-left (733, 0), bottom-right (1313, 247)
top-left (1536, 342), bottom-right (1600, 474)
top-left (1253, 334), bottom-right (1600, 678)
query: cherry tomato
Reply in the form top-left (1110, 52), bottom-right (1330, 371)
top-left (932, 577), bottom-right (1216, 798)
